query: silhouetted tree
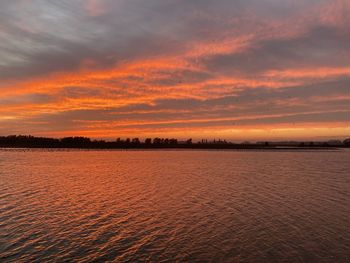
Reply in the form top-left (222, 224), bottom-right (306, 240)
top-left (153, 138), bottom-right (161, 145)
top-left (132, 138), bottom-right (140, 145)
top-left (169, 138), bottom-right (178, 145)
top-left (61, 137), bottom-right (91, 147)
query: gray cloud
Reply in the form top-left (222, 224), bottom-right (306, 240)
top-left (0, 93), bottom-right (54, 106)
top-left (0, 0), bottom-right (339, 81)
top-left (201, 25), bottom-right (350, 75)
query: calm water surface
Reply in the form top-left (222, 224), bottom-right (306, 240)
top-left (0, 149), bottom-right (349, 262)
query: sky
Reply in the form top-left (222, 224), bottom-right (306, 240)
top-left (0, 0), bottom-right (350, 141)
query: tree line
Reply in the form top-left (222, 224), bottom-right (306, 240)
top-left (0, 135), bottom-right (188, 148)
top-left (0, 135), bottom-right (349, 149)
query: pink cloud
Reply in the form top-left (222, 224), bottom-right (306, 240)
top-left (85, 0), bottom-right (107, 17)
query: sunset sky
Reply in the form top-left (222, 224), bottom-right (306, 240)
top-left (1, 0), bottom-right (350, 141)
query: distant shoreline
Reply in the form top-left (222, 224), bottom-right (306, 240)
top-left (1, 135), bottom-right (349, 150)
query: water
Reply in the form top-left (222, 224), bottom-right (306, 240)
top-left (0, 149), bottom-right (349, 262)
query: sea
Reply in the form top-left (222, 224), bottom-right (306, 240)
top-left (0, 149), bottom-right (349, 262)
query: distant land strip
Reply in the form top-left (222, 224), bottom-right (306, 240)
top-left (0, 135), bottom-right (349, 150)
